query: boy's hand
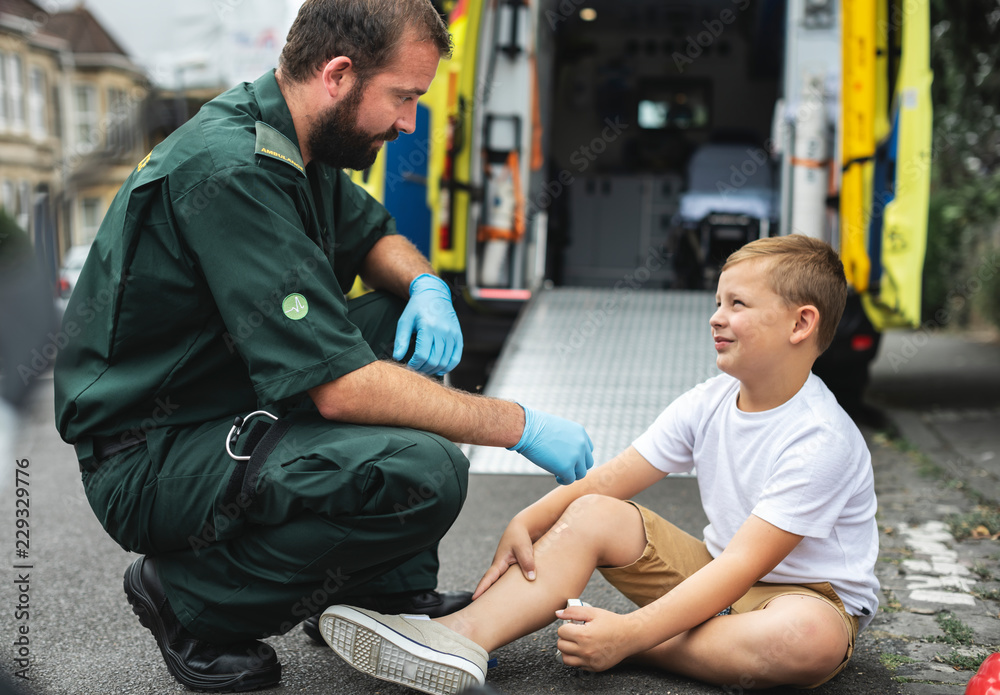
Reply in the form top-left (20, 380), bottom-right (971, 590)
top-left (472, 516), bottom-right (537, 600)
top-left (555, 606), bottom-right (635, 672)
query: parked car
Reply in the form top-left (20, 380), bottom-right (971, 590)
top-left (56, 244), bottom-right (92, 317)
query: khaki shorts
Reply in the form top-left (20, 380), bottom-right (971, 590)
top-left (597, 502), bottom-right (859, 689)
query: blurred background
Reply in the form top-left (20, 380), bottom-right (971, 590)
top-left (0, 0), bottom-right (298, 298)
top-left (0, 0), bottom-right (997, 406)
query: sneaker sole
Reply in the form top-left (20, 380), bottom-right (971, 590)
top-left (320, 608), bottom-right (485, 695)
top-left (123, 559), bottom-right (280, 693)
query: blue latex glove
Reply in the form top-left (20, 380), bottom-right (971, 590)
top-left (393, 274), bottom-right (464, 375)
top-left (508, 405), bottom-right (594, 485)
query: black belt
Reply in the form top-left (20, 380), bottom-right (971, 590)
top-left (223, 416), bottom-right (291, 512)
top-left (77, 433), bottom-right (147, 472)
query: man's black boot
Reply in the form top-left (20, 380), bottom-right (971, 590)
top-left (301, 589), bottom-right (473, 645)
top-left (123, 556), bottom-right (281, 692)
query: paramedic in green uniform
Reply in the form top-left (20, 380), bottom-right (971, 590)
top-left (52, 1), bottom-right (594, 691)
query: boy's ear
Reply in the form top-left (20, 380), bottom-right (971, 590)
top-left (789, 305), bottom-right (820, 346)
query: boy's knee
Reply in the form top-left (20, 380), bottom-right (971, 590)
top-left (556, 495), bottom-right (637, 540)
top-left (775, 613), bottom-right (849, 685)
top-left (540, 495), bottom-right (645, 568)
top-left (784, 649), bottom-right (845, 688)
top-left (564, 494), bottom-right (628, 521)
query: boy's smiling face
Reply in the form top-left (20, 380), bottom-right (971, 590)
top-left (711, 258), bottom-right (801, 381)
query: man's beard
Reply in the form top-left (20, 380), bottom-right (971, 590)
top-left (307, 82), bottom-right (399, 170)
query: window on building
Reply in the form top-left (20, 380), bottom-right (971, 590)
top-left (28, 67), bottom-right (46, 139)
top-left (106, 87), bottom-right (136, 155)
top-left (8, 55), bottom-right (25, 132)
top-left (74, 84), bottom-right (99, 151)
top-left (79, 197), bottom-right (103, 243)
top-left (1, 180), bottom-right (15, 215)
top-left (17, 181), bottom-right (31, 231)
top-left (0, 54), bottom-right (8, 129)
top-left (51, 82), bottom-right (62, 139)
top-left (0, 181), bottom-right (33, 231)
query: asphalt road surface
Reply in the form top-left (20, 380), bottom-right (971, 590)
top-left (0, 375), bottom-right (907, 695)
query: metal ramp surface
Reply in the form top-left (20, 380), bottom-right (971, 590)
top-left (466, 287), bottom-right (720, 474)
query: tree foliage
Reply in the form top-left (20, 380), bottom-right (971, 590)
top-left (923, 0), bottom-right (1000, 327)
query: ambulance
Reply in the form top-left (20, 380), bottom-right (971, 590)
top-left (354, 0), bottom-right (932, 439)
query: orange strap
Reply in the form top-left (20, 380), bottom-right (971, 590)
top-left (478, 151), bottom-right (526, 243)
top-left (790, 156), bottom-right (830, 169)
top-left (530, 56), bottom-right (544, 172)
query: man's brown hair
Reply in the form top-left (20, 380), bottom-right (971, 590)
top-left (279, 0), bottom-right (452, 84)
top-left (722, 235), bottom-right (848, 353)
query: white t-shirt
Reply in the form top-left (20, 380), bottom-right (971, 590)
top-left (633, 372), bottom-right (880, 629)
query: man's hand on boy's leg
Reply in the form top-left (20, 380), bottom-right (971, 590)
top-left (555, 605), bottom-right (638, 672)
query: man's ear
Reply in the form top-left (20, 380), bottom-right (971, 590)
top-left (320, 56), bottom-right (355, 99)
top-left (789, 305), bottom-right (820, 346)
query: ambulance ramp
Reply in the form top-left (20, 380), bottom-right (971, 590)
top-left (466, 287), bottom-right (719, 475)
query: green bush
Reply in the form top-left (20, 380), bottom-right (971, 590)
top-left (922, 175), bottom-right (1000, 329)
top-left (923, 191), bottom-right (966, 325)
top-left (922, 0), bottom-right (1000, 331)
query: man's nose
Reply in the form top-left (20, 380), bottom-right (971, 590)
top-left (396, 102), bottom-right (418, 134)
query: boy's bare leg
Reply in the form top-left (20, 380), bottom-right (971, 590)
top-left (436, 494), bottom-right (647, 652)
top-left (430, 493), bottom-right (847, 689)
top-left (628, 594), bottom-right (850, 689)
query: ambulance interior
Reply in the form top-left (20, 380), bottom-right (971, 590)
top-left (538, 0), bottom-right (785, 288)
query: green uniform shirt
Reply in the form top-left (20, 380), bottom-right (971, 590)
top-left (54, 71), bottom-right (395, 444)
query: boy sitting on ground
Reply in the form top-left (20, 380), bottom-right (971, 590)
top-left (321, 234), bottom-right (880, 694)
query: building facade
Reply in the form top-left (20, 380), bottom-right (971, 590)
top-left (0, 0), bottom-right (147, 279)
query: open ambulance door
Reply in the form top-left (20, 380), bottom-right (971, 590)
top-left (840, 0), bottom-right (931, 330)
top-left (811, 0), bottom-right (932, 419)
top-left (457, 0), bottom-right (545, 304)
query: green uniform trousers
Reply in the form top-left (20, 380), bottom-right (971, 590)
top-left (81, 291), bottom-right (470, 642)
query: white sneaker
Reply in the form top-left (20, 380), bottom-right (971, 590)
top-left (320, 605), bottom-right (488, 695)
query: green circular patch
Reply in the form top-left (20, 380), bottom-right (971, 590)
top-left (282, 293), bottom-right (309, 320)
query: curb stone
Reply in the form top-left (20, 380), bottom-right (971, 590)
top-left (866, 424), bottom-right (1000, 694)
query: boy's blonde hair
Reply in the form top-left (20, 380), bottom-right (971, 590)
top-left (722, 235), bottom-right (847, 353)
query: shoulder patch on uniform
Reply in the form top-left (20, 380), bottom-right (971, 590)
top-left (254, 121), bottom-right (305, 176)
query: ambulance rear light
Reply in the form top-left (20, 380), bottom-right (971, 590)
top-left (473, 288), bottom-right (532, 301)
top-left (851, 334), bottom-right (875, 352)
top-left (438, 220), bottom-right (452, 251)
